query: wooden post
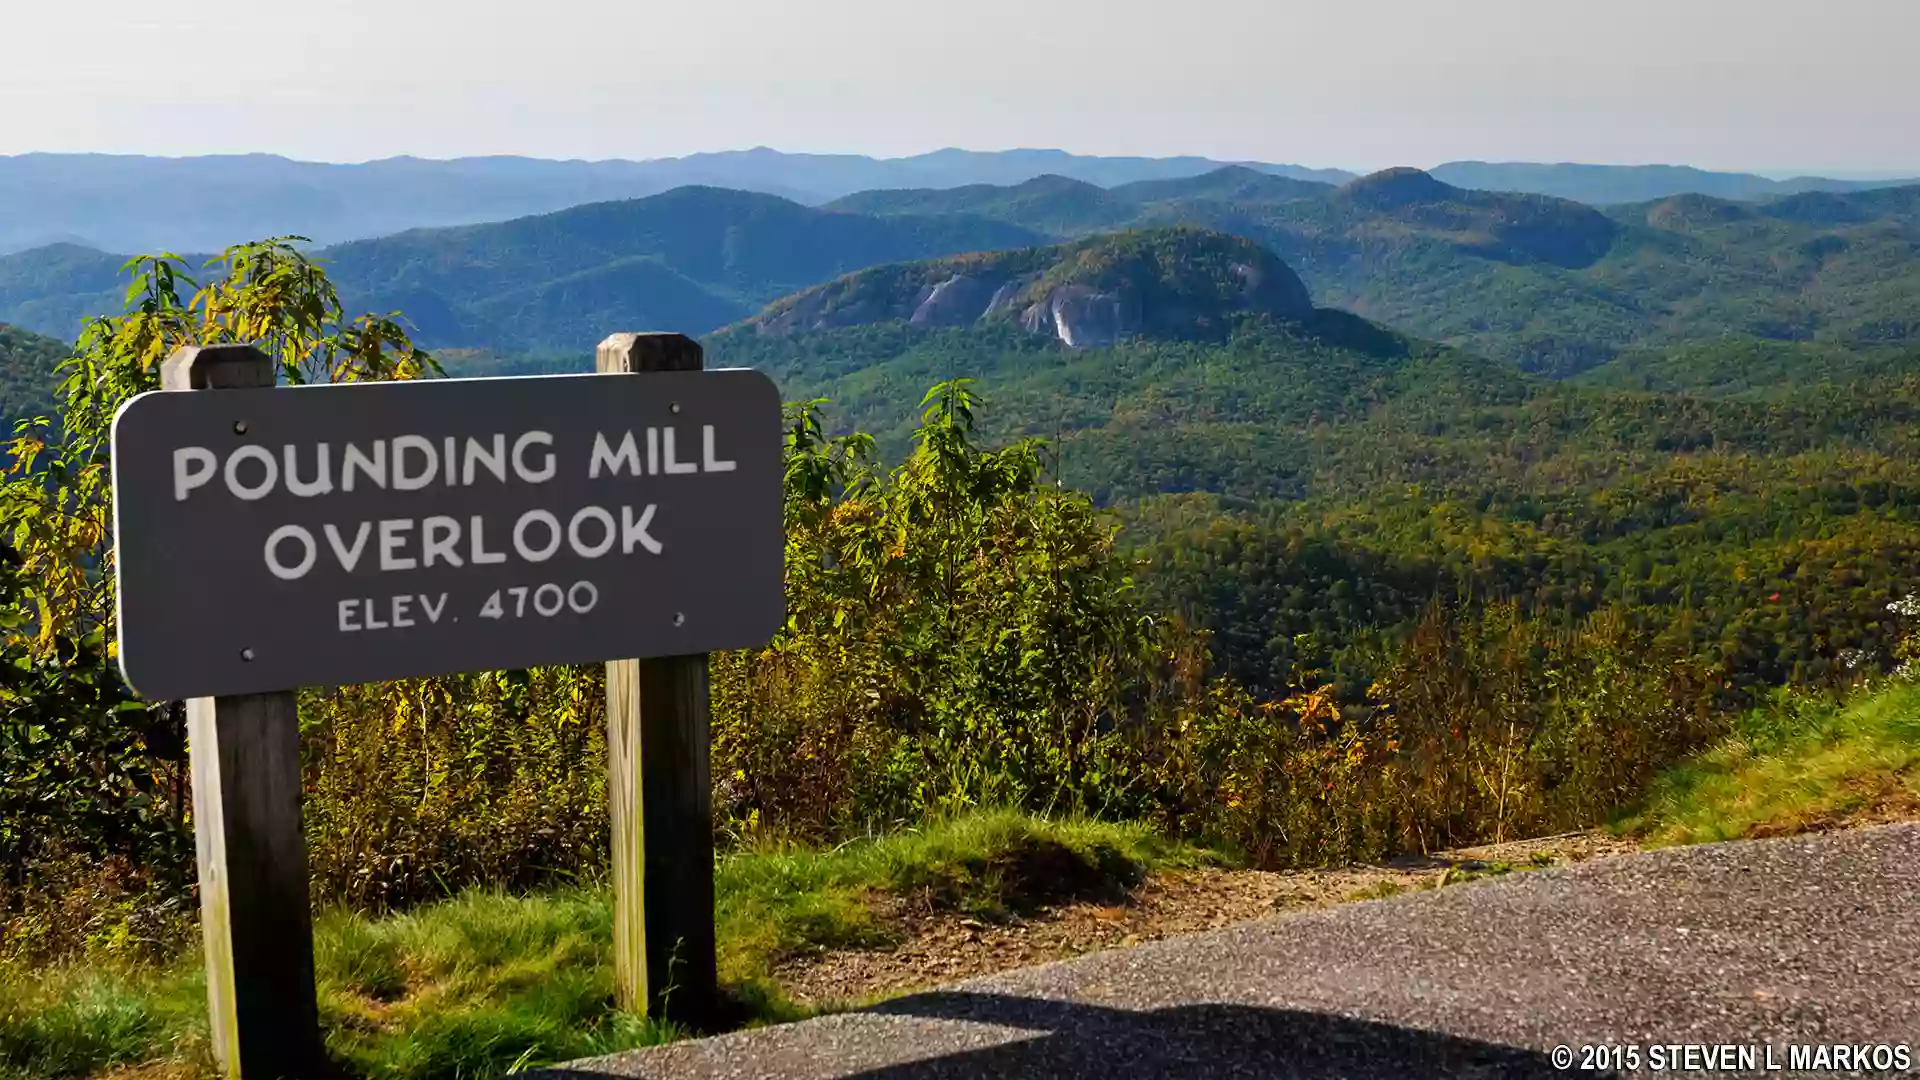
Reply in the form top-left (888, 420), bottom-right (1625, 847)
top-left (596, 333), bottom-right (721, 1029)
top-left (163, 345), bottom-right (325, 1080)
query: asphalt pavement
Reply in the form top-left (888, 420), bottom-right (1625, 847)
top-left (535, 823), bottom-right (1920, 1079)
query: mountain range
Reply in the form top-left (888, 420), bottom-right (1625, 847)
top-left (6, 165), bottom-right (1917, 379)
top-left (0, 188), bottom-right (1053, 357)
top-left (826, 168), bottom-right (1920, 375)
top-left (3, 148), bottom-right (1913, 255)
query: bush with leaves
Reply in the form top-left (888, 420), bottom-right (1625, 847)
top-left (0, 240), bottom-right (436, 953)
top-left (1367, 601), bottom-right (1721, 850)
top-left (710, 380), bottom-right (1190, 841)
top-left (297, 669), bottom-right (609, 911)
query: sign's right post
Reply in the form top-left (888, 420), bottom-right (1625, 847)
top-left (596, 332), bottom-right (722, 1029)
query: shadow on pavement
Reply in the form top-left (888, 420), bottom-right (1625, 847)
top-left (841, 991), bottom-right (1565, 1079)
top-left (538, 990), bottom-right (1569, 1079)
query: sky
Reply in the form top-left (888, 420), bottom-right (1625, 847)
top-left (3, 0), bottom-right (1917, 175)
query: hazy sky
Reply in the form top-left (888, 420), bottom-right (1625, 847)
top-left (4, 0), bottom-right (1916, 174)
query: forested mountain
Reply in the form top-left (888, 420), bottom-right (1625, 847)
top-left (0, 188), bottom-right (1048, 354)
top-left (743, 228), bottom-right (1317, 346)
top-left (710, 232), bottom-right (1920, 702)
top-left (316, 186), bottom-right (1055, 354)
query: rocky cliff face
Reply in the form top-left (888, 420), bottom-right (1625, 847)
top-left (909, 273), bottom-right (997, 327)
top-left (748, 228), bottom-right (1317, 348)
top-left (1021, 284), bottom-right (1133, 347)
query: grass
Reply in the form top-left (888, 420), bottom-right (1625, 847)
top-left (1617, 679), bottom-right (1920, 846)
top-left (2, 811), bottom-right (1202, 1080)
top-left (0, 962), bottom-right (208, 1080)
top-left (716, 809), bottom-right (1206, 986)
top-left (314, 889), bottom-right (677, 1080)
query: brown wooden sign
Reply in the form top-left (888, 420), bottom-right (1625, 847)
top-left (111, 368), bottom-right (784, 700)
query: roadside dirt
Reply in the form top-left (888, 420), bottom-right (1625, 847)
top-left (772, 829), bottom-right (1643, 1005)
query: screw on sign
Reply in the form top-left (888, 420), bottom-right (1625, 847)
top-left (110, 334), bottom-right (780, 1077)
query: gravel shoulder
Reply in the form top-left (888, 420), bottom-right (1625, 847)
top-left (540, 823), bottom-right (1920, 1080)
top-left (775, 829), bottom-right (1640, 1005)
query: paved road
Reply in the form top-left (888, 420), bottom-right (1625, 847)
top-left (538, 824), bottom-right (1920, 1079)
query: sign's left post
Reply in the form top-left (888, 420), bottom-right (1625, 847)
top-left (160, 345), bottom-right (325, 1080)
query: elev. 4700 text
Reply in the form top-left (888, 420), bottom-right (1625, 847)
top-left (337, 580), bottom-right (603, 633)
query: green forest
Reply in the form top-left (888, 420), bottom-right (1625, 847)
top-left (711, 226), bottom-right (1920, 705)
top-left (5, 180), bottom-right (1920, 1078)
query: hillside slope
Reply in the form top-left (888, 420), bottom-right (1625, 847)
top-left (0, 323), bottom-right (66, 424)
top-left (1625, 680), bottom-right (1920, 846)
top-left (0, 244), bottom-right (134, 349)
top-left (0, 188), bottom-right (1049, 355)
top-left (829, 167), bottom-right (1920, 376)
top-left (710, 227), bottom-right (1920, 696)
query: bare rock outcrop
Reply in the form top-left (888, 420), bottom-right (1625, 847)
top-left (908, 274), bottom-right (998, 327)
top-left (1019, 285), bottom-right (1138, 348)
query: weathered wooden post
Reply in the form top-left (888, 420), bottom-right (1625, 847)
top-left (161, 344), bottom-right (325, 1080)
top-left (113, 337), bottom-right (780, 1072)
top-left (596, 332), bottom-right (721, 1029)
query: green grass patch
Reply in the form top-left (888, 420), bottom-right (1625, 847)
top-left (2, 811), bottom-right (1203, 1080)
top-left (0, 961), bottom-right (208, 1080)
top-left (1617, 680), bottom-right (1920, 847)
top-left (314, 888), bottom-right (676, 1080)
top-left (716, 809), bottom-right (1209, 989)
